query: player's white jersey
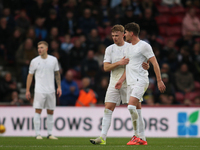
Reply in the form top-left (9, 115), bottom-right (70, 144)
top-left (104, 42), bottom-right (130, 87)
top-left (126, 40), bottom-right (154, 85)
top-left (29, 55), bottom-right (59, 93)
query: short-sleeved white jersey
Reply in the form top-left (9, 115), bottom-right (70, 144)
top-left (125, 40), bottom-right (154, 85)
top-left (29, 55), bottom-right (59, 93)
top-left (104, 42), bottom-right (130, 87)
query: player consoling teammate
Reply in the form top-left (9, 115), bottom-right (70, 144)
top-left (90, 24), bottom-right (150, 145)
top-left (115, 22), bottom-right (166, 145)
top-left (26, 41), bottom-right (62, 139)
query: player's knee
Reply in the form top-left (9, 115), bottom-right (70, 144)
top-left (47, 109), bottom-right (54, 115)
top-left (35, 109), bottom-right (42, 114)
top-left (104, 108), bottom-right (113, 114)
top-left (128, 105), bottom-right (138, 120)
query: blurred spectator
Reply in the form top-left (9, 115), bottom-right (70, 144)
top-left (183, 98), bottom-right (193, 106)
top-left (155, 73), bottom-right (177, 104)
top-left (160, 63), bottom-right (175, 84)
top-left (193, 96), bottom-right (200, 105)
top-left (59, 70), bottom-right (79, 106)
top-left (62, 0), bottom-right (77, 14)
top-left (28, 0), bottom-right (48, 22)
top-left (69, 39), bottom-right (86, 69)
top-left (49, 40), bottom-right (68, 72)
top-left (191, 42), bottom-right (200, 82)
top-left (144, 96), bottom-right (155, 105)
top-left (120, 6), bottom-right (138, 26)
top-left (45, 9), bottom-right (60, 32)
top-left (94, 44), bottom-right (106, 68)
top-left (140, 8), bottom-right (159, 36)
top-left (61, 10), bottom-right (79, 36)
top-left (2, 7), bottom-right (15, 29)
top-left (98, 0), bottom-right (112, 27)
top-left (139, 30), bottom-right (150, 43)
top-left (94, 77), bottom-right (109, 104)
top-left (15, 38), bottom-right (37, 87)
top-left (46, 27), bottom-right (60, 44)
top-left (158, 94), bottom-right (174, 105)
top-left (26, 27), bottom-right (37, 45)
top-left (6, 28), bottom-right (23, 63)
top-left (0, 17), bottom-right (11, 52)
top-left (161, 39), bottom-right (177, 60)
top-left (161, 0), bottom-right (182, 7)
top-left (139, 0), bottom-right (158, 17)
top-left (175, 31), bottom-right (195, 50)
top-left (131, 0), bottom-right (142, 18)
top-left (103, 34), bottom-right (113, 47)
top-left (164, 50), bottom-right (179, 72)
top-left (182, 7), bottom-right (200, 37)
top-left (177, 46), bottom-right (193, 70)
top-left (75, 77), bottom-right (97, 107)
top-left (10, 91), bottom-right (23, 106)
top-left (61, 34), bottom-right (74, 54)
top-left (0, 72), bottom-right (18, 102)
top-left (78, 8), bottom-right (97, 35)
top-left (87, 28), bottom-right (101, 51)
top-left (15, 10), bottom-right (30, 31)
top-left (48, 0), bottom-right (61, 16)
top-left (175, 63), bottom-right (195, 94)
top-left (34, 17), bottom-right (47, 41)
top-left (51, 51), bottom-right (63, 75)
top-left (81, 50), bottom-right (99, 80)
top-left (112, 0), bottom-right (131, 25)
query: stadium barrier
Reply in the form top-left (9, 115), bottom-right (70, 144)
top-left (0, 106), bottom-right (200, 137)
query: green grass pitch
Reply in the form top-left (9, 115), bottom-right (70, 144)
top-left (0, 137), bottom-right (200, 150)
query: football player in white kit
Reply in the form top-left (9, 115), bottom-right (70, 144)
top-left (116, 22), bottom-right (166, 145)
top-left (90, 25), bottom-right (149, 145)
top-left (26, 41), bottom-right (62, 140)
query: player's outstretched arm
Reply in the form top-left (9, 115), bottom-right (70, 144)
top-left (148, 56), bottom-right (166, 93)
top-left (55, 71), bottom-right (62, 97)
top-left (104, 57), bottom-right (129, 72)
top-left (26, 73), bottom-right (33, 100)
top-left (115, 70), bottom-right (126, 89)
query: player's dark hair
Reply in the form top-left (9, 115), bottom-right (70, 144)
top-left (125, 22), bottom-right (140, 36)
top-left (111, 25), bottom-right (124, 33)
top-left (38, 41), bottom-right (48, 47)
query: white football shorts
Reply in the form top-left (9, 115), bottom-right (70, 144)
top-left (33, 92), bottom-right (56, 110)
top-left (127, 82), bottom-right (149, 102)
top-left (105, 86), bottom-right (127, 106)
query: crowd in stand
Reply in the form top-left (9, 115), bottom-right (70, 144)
top-left (0, 0), bottom-right (200, 106)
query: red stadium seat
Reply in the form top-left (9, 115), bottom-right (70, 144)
top-left (155, 15), bottom-right (169, 25)
top-left (157, 5), bottom-right (170, 14)
top-left (170, 6), bottom-right (186, 16)
top-left (175, 92), bottom-right (185, 103)
top-left (166, 26), bottom-right (182, 36)
top-left (194, 81), bottom-right (200, 91)
top-left (185, 92), bottom-right (200, 101)
top-left (169, 16), bottom-right (183, 25)
top-left (158, 26), bottom-right (167, 36)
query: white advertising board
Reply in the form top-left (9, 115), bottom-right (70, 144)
top-left (0, 107), bottom-right (200, 137)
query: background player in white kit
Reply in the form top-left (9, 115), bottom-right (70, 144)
top-left (116, 22), bottom-right (166, 145)
top-left (26, 41), bottom-right (62, 140)
top-left (90, 25), bottom-right (149, 145)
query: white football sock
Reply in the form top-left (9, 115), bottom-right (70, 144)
top-left (137, 109), bottom-right (146, 141)
top-left (47, 114), bottom-right (54, 135)
top-left (34, 113), bottom-right (41, 136)
top-left (128, 105), bottom-right (139, 137)
top-left (100, 108), bottom-right (113, 141)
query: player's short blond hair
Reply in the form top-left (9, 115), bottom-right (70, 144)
top-left (38, 41), bottom-right (48, 47)
top-left (111, 25), bottom-right (124, 33)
